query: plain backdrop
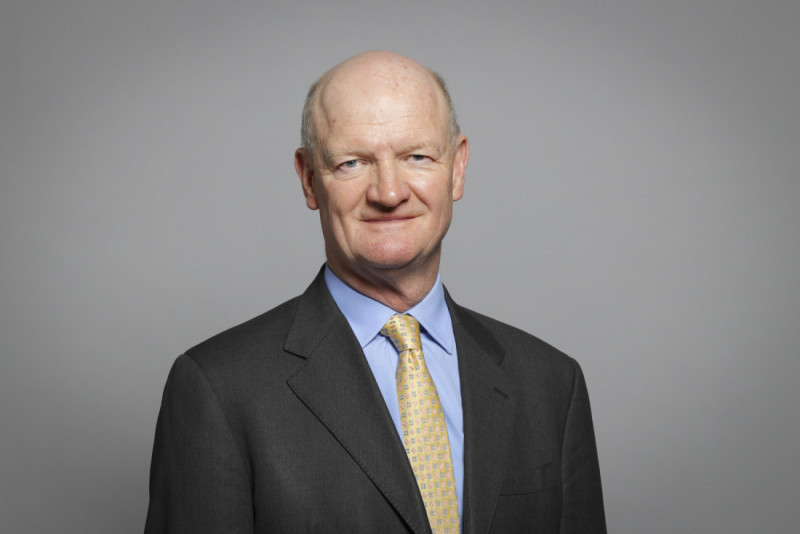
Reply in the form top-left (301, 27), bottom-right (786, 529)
top-left (1, 1), bottom-right (798, 532)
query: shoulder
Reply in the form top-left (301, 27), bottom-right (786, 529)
top-left (451, 302), bottom-right (581, 379)
top-left (189, 297), bottom-right (299, 358)
top-left (171, 295), bottom-right (302, 387)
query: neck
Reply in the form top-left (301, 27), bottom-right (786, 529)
top-left (326, 257), bottom-right (440, 313)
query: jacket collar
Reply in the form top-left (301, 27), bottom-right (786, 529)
top-left (284, 267), bottom-right (516, 534)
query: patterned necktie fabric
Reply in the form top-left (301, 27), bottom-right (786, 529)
top-left (380, 314), bottom-right (460, 533)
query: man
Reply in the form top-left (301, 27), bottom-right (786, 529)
top-left (145, 51), bottom-right (606, 533)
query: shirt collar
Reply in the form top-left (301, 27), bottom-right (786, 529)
top-left (324, 265), bottom-right (455, 355)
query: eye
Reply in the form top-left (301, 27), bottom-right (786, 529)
top-left (338, 159), bottom-right (360, 170)
top-left (408, 154), bottom-right (430, 163)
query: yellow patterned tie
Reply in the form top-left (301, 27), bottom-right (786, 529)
top-left (380, 314), bottom-right (460, 533)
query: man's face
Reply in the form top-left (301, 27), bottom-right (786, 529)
top-left (296, 60), bottom-right (468, 285)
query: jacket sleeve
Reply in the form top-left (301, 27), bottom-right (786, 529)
top-left (559, 362), bottom-right (607, 534)
top-left (144, 354), bottom-right (253, 534)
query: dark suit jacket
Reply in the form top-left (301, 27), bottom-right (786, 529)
top-left (145, 268), bottom-right (606, 533)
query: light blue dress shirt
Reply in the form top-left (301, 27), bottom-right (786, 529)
top-left (324, 266), bottom-right (464, 520)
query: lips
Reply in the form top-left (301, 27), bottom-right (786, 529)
top-left (362, 214), bottom-right (417, 223)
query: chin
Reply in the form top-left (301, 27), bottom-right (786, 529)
top-left (363, 255), bottom-right (417, 271)
top-left (355, 247), bottom-right (414, 269)
top-left (359, 243), bottom-right (435, 272)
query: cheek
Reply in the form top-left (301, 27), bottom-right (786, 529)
top-left (317, 186), bottom-right (365, 239)
top-left (325, 181), bottom-right (365, 213)
top-left (419, 180), bottom-right (455, 214)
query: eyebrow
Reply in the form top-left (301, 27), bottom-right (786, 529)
top-left (319, 148), bottom-right (337, 168)
top-left (404, 140), bottom-right (445, 154)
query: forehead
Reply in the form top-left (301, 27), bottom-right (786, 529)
top-left (314, 60), bottom-right (449, 149)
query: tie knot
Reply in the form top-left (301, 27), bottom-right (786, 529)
top-left (380, 314), bottom-right (421, 352)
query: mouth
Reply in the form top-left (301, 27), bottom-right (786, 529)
top-left (362, 215), bottom-right (416, 224)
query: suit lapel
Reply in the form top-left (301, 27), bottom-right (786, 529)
top-left (284, 270), bottom-right (431, 534)
top-left (448, 295), bottom-right (516, 534)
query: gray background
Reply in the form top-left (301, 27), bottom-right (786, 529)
top-left (1, 0), bottom-right (798, 532)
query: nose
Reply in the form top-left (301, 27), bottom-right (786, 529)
top-left (366, 160), bottom-right (410, 207)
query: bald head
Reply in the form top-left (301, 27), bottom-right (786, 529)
top-left (300, 51), bottom-right (460, 161)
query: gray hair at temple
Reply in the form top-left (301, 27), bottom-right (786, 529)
top-left (300, 69), bottom-right (461, 161)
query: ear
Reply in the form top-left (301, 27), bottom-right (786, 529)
top-left (294, 148), bottom-right (319, 210)
top-left (451, 134), bottom-right (469, 201)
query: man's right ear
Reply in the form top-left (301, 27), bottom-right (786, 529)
top-left (294, 148), bottom-right (319, 210)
